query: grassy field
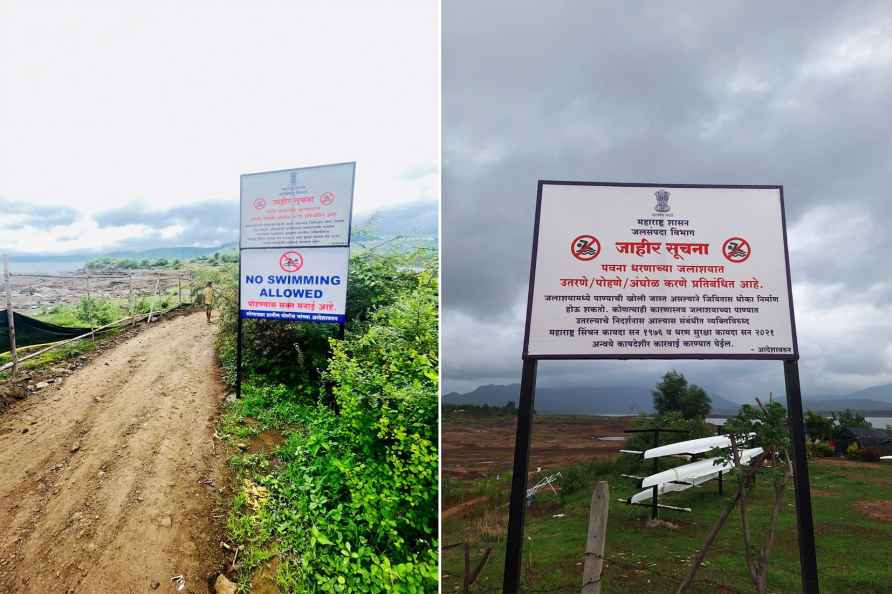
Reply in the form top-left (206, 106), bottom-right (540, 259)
top-left (443, 425), bottom-right (892, 593)
top-left (0, 288), bottom-right (189, 382)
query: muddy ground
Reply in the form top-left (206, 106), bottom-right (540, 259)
top-left (8, 270), bottom-right (191, 313)
top-left (442, 412), bottom-right (633, 480)
top-left (0, 312), bottom-right (231, 593)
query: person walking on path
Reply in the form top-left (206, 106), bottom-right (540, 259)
top-left (203, 281), bottom-right (215, 323)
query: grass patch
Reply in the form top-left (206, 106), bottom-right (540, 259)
top-left (443, 456), bottom-right (892, 593)
top-left (0, 334), bottom-right (104, 382)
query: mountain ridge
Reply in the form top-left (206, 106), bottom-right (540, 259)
top-left (444, 383), bottom-right (741, 415)
top-left (445, 382), bottom-right (892, 415)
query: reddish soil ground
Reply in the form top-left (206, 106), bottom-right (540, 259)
top-left (854, 500), bottom-right (892, 523)
top-left (0, 312), bottom-right (230, 593)
top-left (442, 413), bottom-right (633, 480)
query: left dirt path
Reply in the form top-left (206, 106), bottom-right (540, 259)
top-left (0, 312), bottom-right (230, 594)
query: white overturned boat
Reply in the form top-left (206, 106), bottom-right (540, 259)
top-left (630, 480), bottom-right (691, 504)
top-left (882, 456), bottom-right (892, 460)
top-left (639, 433), bottom-right (755, 460)
top-left (640, 447), bottom-right (763, 489)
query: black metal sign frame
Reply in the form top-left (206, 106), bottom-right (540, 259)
top-left (521, 181), bottom-right (799, 360)
top-left (503, 180), bottom-right (819, 594)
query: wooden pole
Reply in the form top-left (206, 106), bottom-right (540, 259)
top-left (147, 275), bottom-right (160, 324)
top-left (463, 543), bottom-right (471, 594)
top-left (86, 273), bottom-right (95, 342)
top-left (4, 255), bottom-right (17, 378)
top-left (178, 275), bottom-right (182, 305)
top-left (582, 481), bottom-right (609, 594)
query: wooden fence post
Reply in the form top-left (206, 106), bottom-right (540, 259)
top-left (582, 481), bottom-right (609, 594)
top-left (463, 543), bottom-right (471, 594)
top-left (147, 275), bottom-right (160, 324)
top-left (3, 255), bottom-right (17, 378)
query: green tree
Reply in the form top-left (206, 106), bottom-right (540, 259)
top-left (831, 409), bottom-right (872, 438)
top-left (680, 399), bottom-right (788, 594)
top-left (804, 410), bottom-right (833, 443)
top-left (653, 370), bottom-right (712, 419)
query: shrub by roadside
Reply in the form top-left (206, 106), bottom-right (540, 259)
top-left (221, 252), bottom-right (438, 593)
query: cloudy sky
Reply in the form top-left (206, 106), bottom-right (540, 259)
top-left (443, 2), bottom-right (892, 401)
top-left (0, 1), bottom-right (438, 256)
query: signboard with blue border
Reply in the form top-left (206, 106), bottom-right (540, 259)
top-left (239, 246), bottom-right (348, 323)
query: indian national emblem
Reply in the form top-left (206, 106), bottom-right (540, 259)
top-left (654, 189), bottom-right (671, 213)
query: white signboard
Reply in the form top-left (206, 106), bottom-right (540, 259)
top-left (240, 162), bottom-right (355, 248)
top-left (524, 183), bottom-right (797, 359)
top-left (240, 247), bottom-right (348, 323)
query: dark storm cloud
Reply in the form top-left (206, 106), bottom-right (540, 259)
top-left (94, 199), bottom-right (238, 231)
top-left (93, 199), bottom-right (240, 248)
top-left (0, 197), bottom-right (79, 229)
top-left (443, 1), bottom-right (892, 399)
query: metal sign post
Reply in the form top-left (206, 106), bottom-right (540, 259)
top-left (784, 359), bottom-right (819, 593)
top-left (503, 181), bottom-right (818, 594)
top-left (502, 358), bottom-right (537, 592)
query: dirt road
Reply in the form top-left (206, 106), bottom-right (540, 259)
top-left (0, 312), bottom-right (229, 594)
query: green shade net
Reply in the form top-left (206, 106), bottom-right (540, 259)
top-left (0, 310), bottom-right (90, 352)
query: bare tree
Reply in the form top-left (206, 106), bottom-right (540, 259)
top-left (678, 397), bottom-right (793, 594)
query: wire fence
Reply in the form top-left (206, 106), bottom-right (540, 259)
top-left (2, 256), bottom-right (199, 377)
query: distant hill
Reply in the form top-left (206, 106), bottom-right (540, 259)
top-left (9, 243), bottom-right (236, 263)
top-left (753, 383), bottom-right (892, 414)
top-left (103, 243), bottom-right (237, 260)
top-left (797, 383), bottom-right (892, 413)
top-left (800, 398), bottom-right (892, 413)
top-left (842, 383), bottom-right (892, 404)
top-left (443, 383), bottom-right (741, 416)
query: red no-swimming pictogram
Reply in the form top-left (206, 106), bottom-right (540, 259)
top-left (279, 251), bottom-right (304, 273)
top-left (570, 235), bottom-right (601, 261)
top-left (320, 192), bottom-right (335, 206)
top-left (253, 198), bottom-right (266, 210)
top-left (722, 237), bottom-right (751, 263)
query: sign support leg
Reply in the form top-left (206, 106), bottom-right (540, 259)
top-left (236, 316), bottom-right (243, 399)
top-left (784, 359), bottom-right (819, 594)
top-left (236, 251), bottom-right (243, 399)
top-left (502, 357), bottom-right (537, 594)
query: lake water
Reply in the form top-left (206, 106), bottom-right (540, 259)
top-left (708, 416), bottom-right (892, 428)
top-left (8, 259), bottom-right (87, 274)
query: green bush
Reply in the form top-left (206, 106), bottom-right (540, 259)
top-left (845, 442), bottom-right (860, 460)
top-left (76, 296), bottom-right (119, 326)
top-left (214, 251), bottom-right (432, 390)
top-left (223, 251), bottom-right (439, 593)
top-left (814, 442), bottom-right (835, 458)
